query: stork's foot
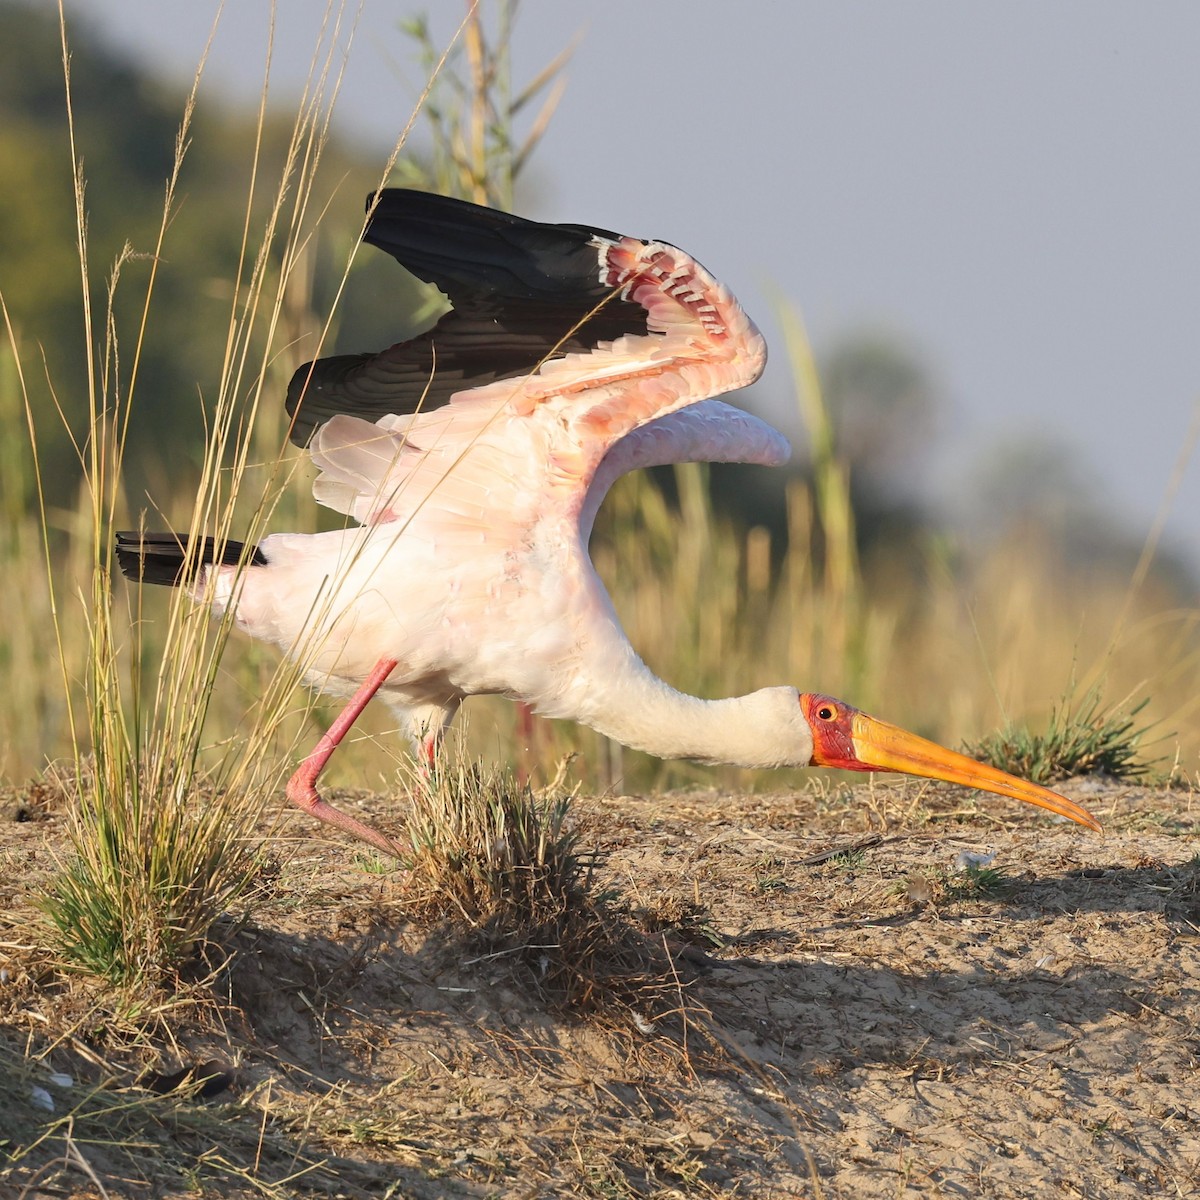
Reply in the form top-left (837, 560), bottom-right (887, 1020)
top-left (283, 655), bottom-right (408, 860)
top-left (285, 768), bottom-right (409, 860)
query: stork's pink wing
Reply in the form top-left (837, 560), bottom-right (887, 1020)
top-left (292, 190), bottom-right (774, 533)
top-left (287, 190), bottom-right (765, 442)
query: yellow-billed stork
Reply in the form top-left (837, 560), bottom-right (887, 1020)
top-left (117, 190), bottom-right (1101, 856)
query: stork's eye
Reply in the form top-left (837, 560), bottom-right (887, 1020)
top-left (817, 704), bottom-right (836, 722)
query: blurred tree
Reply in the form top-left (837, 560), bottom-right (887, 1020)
top-left (815, 328), bottom-right (940, 559)
top-left (703, 328), bottom-right (940, 561)
top-left (0, 0), bottom-right (387, 507)
top-left (967, 436), bottom-right (1102, 544)
top-left (963, 433), bottom-right (1194, 592)
top-left (819, 328), bottom-right (937, 498)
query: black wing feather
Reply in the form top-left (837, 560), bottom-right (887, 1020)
top-left (285, 190), bottom-right (650, 445)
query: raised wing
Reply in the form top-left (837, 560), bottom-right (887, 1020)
top-left (287, 190), bottom-right (647, 444)
top-left (292, 189), bottom-right (772, 535)
top-left (287, 189), bottom-right (765, 439)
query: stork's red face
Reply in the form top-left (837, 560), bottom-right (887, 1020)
top-left (798, 693), bottom-right (1102, 832)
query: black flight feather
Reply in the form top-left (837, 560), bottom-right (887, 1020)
top-left (285, 189), bottom-right (651, 445)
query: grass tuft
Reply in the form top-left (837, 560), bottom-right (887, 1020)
top-left (966, 686), bottom-right (1152, 784)
top-left (404, 759), bottom-right (592, 929)
top-left (42, 773), bottom-right (258, 985)
top-left (946, 863), bottom-right (1010, 901)
top-left (403, 758), bottom-right (677, 1016)
top-left (896, 862), bottom-right (1010, 905)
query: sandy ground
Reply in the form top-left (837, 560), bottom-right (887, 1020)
top-left (1, 775), bottom-right (1198, 1198)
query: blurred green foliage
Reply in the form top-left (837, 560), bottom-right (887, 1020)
top-left (0, 1), bottom-right (395, 506)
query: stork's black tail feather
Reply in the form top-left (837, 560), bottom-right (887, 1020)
top-left (115, 532), bottom-right (267, 587)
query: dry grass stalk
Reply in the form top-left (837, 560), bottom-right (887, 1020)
top-left (21, 0), bottom-right (444, 987)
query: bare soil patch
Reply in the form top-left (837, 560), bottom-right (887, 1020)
top-left (2, 776), bottom-right (1198, 1197)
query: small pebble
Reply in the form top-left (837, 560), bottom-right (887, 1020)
top-left (955, 850), bottom-right (997, 872)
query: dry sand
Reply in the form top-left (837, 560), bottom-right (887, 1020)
top-left (2, 775), bottom-right (1198, 1197)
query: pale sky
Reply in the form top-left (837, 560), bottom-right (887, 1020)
top-left (66, 1), bottom-right (1200, 569)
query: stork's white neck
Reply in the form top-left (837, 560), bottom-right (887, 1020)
top-left (542, 633), bottom-right (814, 770)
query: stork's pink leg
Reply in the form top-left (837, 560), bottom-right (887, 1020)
top-left (417, 728), bottom-right (439, 778)
top-left (515, 700), bottom-right (537, 784)
top-left (286, 656), bottom-right (407, 859)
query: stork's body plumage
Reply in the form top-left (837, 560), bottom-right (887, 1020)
top-left (117, 190), bottom-right (1101, 853)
